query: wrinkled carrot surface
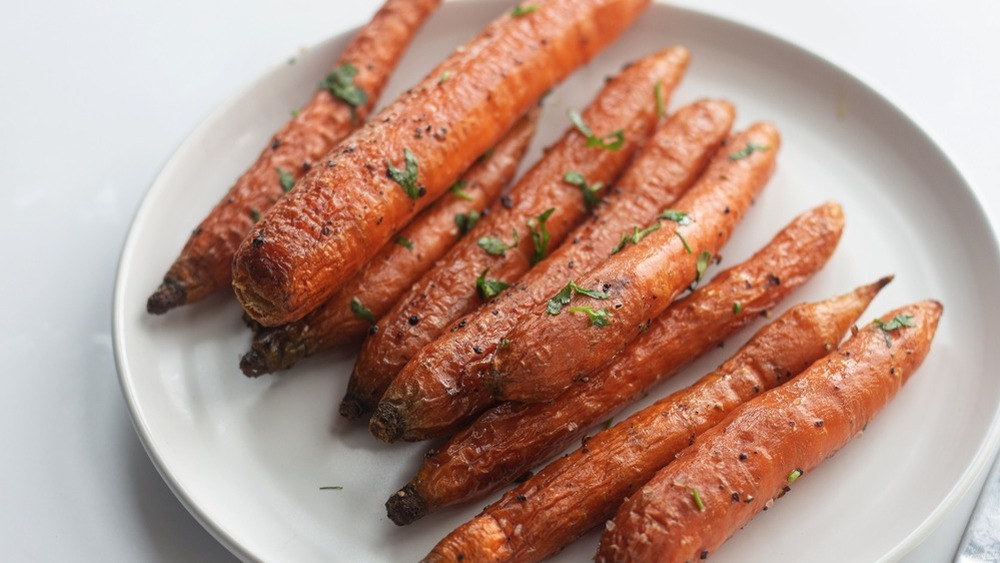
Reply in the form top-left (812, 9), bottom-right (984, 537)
top-left (147, 0), bottom-right (441, 314)
top-left (597, 301), bottom-right (942, 563)
top-left (231, 0), bottom-right (652, 326)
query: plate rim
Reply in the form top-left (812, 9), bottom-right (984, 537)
top-left (112, 1), bottom-right (1000, 561)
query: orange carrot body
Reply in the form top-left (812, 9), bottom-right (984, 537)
top-left (371, 99), bottom-right (733, 441)
top-left (387, 203), bottom-right (845, 525)
top-left (147, 0), bottom-right (441, 314)
top-left (491, 123), bottom-right (781, 402)
top-left (239, 109), bottom-right (539, 376)
top-left (596, 301), bottom-right (942, 563)
top-left (231, 0), bottom-right (652, 326)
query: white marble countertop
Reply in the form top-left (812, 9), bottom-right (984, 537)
top-left (2, 0), bottom-right (997, 560)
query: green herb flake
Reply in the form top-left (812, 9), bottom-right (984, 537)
top-left (728, 141), bottom-right (770, 161)
top-left (250, 209), bottom-right (262, 222)
top-left (290, 108), bottom-right (301, 117)
top-left (439, 71), bottom-right (452, 84)
top-left (277, 167), bottom-right (296, 193)
top-left (528, 208), bottom-right (555, 265)
top-left (563, 170), bottom-right (604, 212)
top-left (567, 109), bottom-right (625, 151)
top-left (603, 417), bottom-right (614, 430)
top-left (659, 209), bottom-right (692, 225)
top-left (787, 469), bottom-right (802, 484)
top-left (476, 268), bottom-right (510, 300)
top-left (350, 297), bottom-right (374, 324)
top-left (477, 146), bottom-right (496, 163)
top-left (319, 63), bottom-right (368, 119)
top-left (319, 486), bottom-right (344, 491)
top-left (511, 4), bottom-right (538, 17)
top-left (546, 280), bottom-right (610, 314)
top-left (695, 251), bottom-right (712, 284)
top-left (873, 314), bottom-right (916, 347)
top-left (449, 180), bottom-right (473, 201)
top-left (675, 229), bottom-right (692, 254)
top-left (387, 147), bottom-right (422, 199)
top-left (611, 222), bottom-right (662, 255)
top-left (692, 488), bottom-right (706, 511)
top-left (655, 82), bottom-right (665, 120)
top-left (733, 302), bottom-right (743, 314)
top-left (477, 228), bottom-right (519, 256)
top-left (567, 305), bottom-right (613, 327)
top-left (455, 210), bottom-right (481, 236)
top-left (395, 236), bottom-right (414, 251)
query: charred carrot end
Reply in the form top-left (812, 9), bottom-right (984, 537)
top-left (370, 401), bottom-right (405, 442)
top-left (386, 483), bottom-right (427, 526)
top-left (146, 278), bottom-right (185, 314)
top-left (239, 323), bottom-right (309, 377)
top-left (596, 300), bottom-right (942, 562)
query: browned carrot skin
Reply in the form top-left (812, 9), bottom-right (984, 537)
top-left (596, 301), bottom-right (942, 563)
top-left (231, 0), bottom-right (653, 327)
top-left (342, 47), bottom-right (687, 423)
top-left (423, 280), bottom-right (888, 562)
top-left (491, 123), bottom-right (781, 402)
top-left (146, 0), bottom-right (441, 314)
top-left (239, 109), bottom-right (540, 377)
top-left (373, 99), bottom-right (733, 441)
top-left (387, 203), bottom-right (845, 525)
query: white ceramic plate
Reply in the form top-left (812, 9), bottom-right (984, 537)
top-left (114, 1), bottom-right (1000, 561)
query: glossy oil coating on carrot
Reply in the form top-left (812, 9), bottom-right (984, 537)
top-left (341, 47), bottom-right (688, 423)
top-left (388, 203), bottom-right (846, 526)
top-left (491, 123), bottom-right (781, 402)
top-left (146, 0), bottom-right (441, 314)
top-left (239, 109), bottom-right (540, 376)
top-left (372, 99), bottom-right (733, 441)
top-left (596, 301), bottom-right (942, 563)
top-left (231, 0), bottom-right (653, 326)
top-left (423, 280), bottom-right (887, 562)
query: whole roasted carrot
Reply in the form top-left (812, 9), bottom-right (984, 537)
top-left (342, 47), bottom-right (688, 422)
top-left (371, 99), bottom-right (733, 441)
top-left (596, 300), bottom-right (942, 563)
top-left (146, 0), bottom-right (441, 314)
top-left (491, 123), bottom-right (781, 402)
top-left (423, 280), bottom-right (888, 562)
top-left (239, 108), bottom-right (540, 376)
top-left (231, 0), bottom-right (652, 327)
top-left (387, 203), bottom-right (845, 525)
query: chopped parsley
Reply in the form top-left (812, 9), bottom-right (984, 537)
top-left (387, 148), bottom-right (422, 199)
top-left (787, 469), bottom-right (802, 484)
top-left (692, 488), bottom-right (706, 511)
top-left (478, 228), bottom-right (519, 256)
top-left (319, 486), bottom-right (343, 491)
top-left (476, 268), bottom-right (509, 299)
top-left (655, 82), bottom-right (665, 120)
top-left (611, 222), bottom-right (661, 254)
top-left (511, 4), bottom-right (538, 17)
top-left (674, 229), bottom-right (692, 254)
top-left (547, 280), bottom-right (610, 314)
top-left (350, 297), bottom-right (374, 323)
top-left (528, 208), bottom-right (555, 265)
top-left (439, 71), bottom-right (452, 84)
top-left (290, 108), bottom-right (301, 117)
top-left (873, 314), bottom-right (915, 347)
top-left (455, 210), bottom-right (481, 236)
top-left (395, 236), bottom-right (414, 251)
top-left (694, 251), bottom-right (712, 285)
top-left (319, 64), bottom-right (368, 120)
top-left (250, 209), bottom-right (262, 222)
top-left (728, 141), bottom-right (770, 161)
top-left (659, 209), bottom-right (692, 225)
top-left (567, 306), bottom-right (613, 327)
top-left (733, 302), bottom-right (743, 314)
top-left (567, 109), bottom-right (625, 151)
top-left (449, 180), bottom-right (473, 201)
top-left (603, 417), bottom-right (614, 430)
top-left (563, 170), bottom-right (604, 212)
top-left (277, 167), bottom-right (295, 193)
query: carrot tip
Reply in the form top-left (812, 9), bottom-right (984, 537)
top-left (370, 401), bottom-right (405, 443)
top-left (239, 348), bottom-right (267, 378)
top-left (875, 274), bottom-right (895, 290)
top-left (146, 278), bottom-right (185, 314)
top-left (339, 390), bottom-right (372, 420)
top-left (385, 483), bottom-right (427, 526)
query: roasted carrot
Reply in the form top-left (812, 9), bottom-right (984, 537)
top-left (341, 47), bottom-right (688, 421)
top-left (146, 0), bottom-right (441, 314)
top-left (230, 0), bottom-right (653, 326)
top-left (491, 123), bottom-right (781, 402)
top-left (371, 99), bottom-right (733, 441)
top-left (596, 300), bottom-right (942, 563)
top-left (387, 203), bottom-right (845, 525)
top-left (239, 109), bottom-right (539, 376)
top-left (423, 280), bottom-right (888, 562)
